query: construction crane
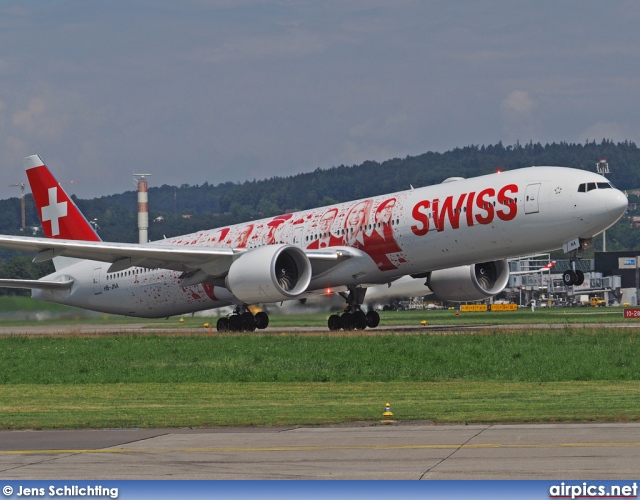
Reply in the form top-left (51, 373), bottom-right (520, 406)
top-left (9, 183), bottom-right (26, 230)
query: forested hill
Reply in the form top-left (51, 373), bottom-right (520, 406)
top-left (1, 140), bottom-right (639, 244)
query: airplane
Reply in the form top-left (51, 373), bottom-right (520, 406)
top-left (361, 259), bottom-right (556, 309)
top-left (509, 260), bottom-right (556, 275)
top-left (0, 155), bottom-right (627, 331)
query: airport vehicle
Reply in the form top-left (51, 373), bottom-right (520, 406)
top-left (0, 155), bottom-right (627, 331)
top-left (576, 294), bottom-right (590, 306)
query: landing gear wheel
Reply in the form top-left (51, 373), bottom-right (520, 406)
top-left (365, 310), bottom-right (380, 328)
top-left (330, 286), bottom-right (374, 331)
top-left (216, 317), bottom-right (229, 332)
top-left (352, 310), bottom-right (367, 330)
top-left (240, 311), bottom-right (256, 332)
top-left (565, 245), bottom-right (588, 288)
top-left (340, 312), bottom-right (354, 330)
top-left (328, 314), bottom-right (341, 331)
top-left (563, 270), bottom-right (577, 286)
top-left (255, 311), bottom-right (269, 330)
top-left (228, 314), bottom-right (241, 332)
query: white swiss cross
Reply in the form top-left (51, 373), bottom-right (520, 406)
top-left (41, 187), bottom-right (68, 236)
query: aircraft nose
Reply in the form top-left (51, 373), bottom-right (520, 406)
top-left (606, 188), bottom-right (628, 219)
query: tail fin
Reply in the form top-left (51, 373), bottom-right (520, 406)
top-left (24, 155), bottom-right (101, 242)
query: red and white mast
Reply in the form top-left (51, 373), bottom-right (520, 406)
top-left (133, 173), bottom-right (151, 244)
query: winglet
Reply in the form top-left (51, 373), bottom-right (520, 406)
top-left (24, 155), bottom-right (101, 242)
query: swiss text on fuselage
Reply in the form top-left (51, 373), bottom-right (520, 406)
top-left (410, 184), bottom-right (518, 236)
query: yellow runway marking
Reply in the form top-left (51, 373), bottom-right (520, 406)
top-left (2, 442), bottom-right (640, 455)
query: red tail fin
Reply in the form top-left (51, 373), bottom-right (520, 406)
top-left (24, 155), bottom-right (101, 242)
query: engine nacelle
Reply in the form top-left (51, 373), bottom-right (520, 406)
top-left (225, 244), bottom-right (312, 303)
top-left (426, 260), bottom-right (509, 302)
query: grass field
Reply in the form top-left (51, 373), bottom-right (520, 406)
top-left (1, 308), bottom-right (639, 429)
top-left (2, 381), bottom-right (638, 429)
top-left (2, 329), bottom-right (639, 383)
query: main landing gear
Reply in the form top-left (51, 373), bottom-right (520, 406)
top-left (327, 286), bottom-right (380, 331)
top-left (216, 306), bottom-right (269, 332)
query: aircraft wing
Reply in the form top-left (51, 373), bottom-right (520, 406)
top-left (364, 275), bottom-right (431, 304)
top-left (0, 234), bottom-right (237, 275)
top-left (0, 235), bottom-right (352, 280)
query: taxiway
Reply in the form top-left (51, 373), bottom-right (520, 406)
top-left (1, 423), bottom-right (638, 479)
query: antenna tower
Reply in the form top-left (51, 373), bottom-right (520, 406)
top-left (596, 158), bottom-right (610, 175)
top-left (596, 158), bottom-right (612, 252)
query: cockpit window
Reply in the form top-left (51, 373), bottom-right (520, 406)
top-left (578, 181), bottom-right (613, 192)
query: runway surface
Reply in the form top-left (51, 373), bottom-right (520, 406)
top-left (1, 422), bottom-right (639, 479)
top-left (1, 321), bottom-right (639, 337)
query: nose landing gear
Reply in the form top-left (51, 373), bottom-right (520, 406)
top-left (562, 269), bottom-right (584, 287)
top-left (562, 238), bottom-right (592, 286)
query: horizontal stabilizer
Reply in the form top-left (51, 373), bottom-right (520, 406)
top-left (0, 278), bottom-right (74, 290)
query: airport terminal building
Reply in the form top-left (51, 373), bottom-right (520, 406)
top-left (594, 251), bottom-right (640, 305)
top-left (505, 251), bottom-right (640, 306)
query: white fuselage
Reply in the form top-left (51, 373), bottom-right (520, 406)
top-left (33, 166), bottom-right (627, 317)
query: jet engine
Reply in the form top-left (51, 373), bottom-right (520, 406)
top-left (426, 260), bottom-right (509, 302)
top-left (225, 244), bottom-right (312, 303)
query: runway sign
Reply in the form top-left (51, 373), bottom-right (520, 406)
top-left (491, 303), bottom-right (518, 311)
top-left (623, 307), bottom-right (640, 319)
top-left (461, 304), bottom-right (488, 312)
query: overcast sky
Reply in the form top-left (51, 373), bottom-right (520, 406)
top-left (1, 1), bottom-right (638, 200)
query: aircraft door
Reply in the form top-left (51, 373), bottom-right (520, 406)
top-left (524, 183), bottom-right (541, 214)
top-left (93, 267), bottom-right (102, 295)
top-left (292, 226), bottom-right (305, 247)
